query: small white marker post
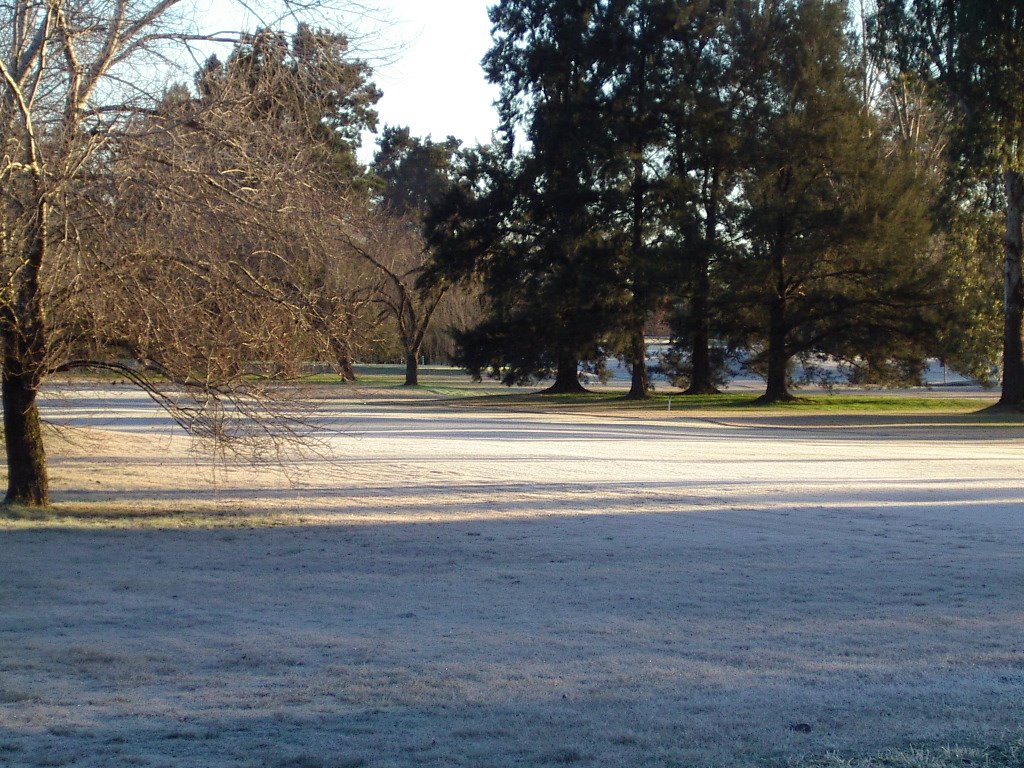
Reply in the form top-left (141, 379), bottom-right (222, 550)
top-left (667, 396), bottom-right (672, 412)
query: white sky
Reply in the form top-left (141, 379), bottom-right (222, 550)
top-left (356, 0), bottom-right (500, 161)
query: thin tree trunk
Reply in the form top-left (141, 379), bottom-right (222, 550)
top-left (329, 338), bottom-right (356, 381)
top-left (404, 351), bottom-right (419, 386)
top-left (338, 357), bottom-right (356, 382)
top-left (540, 352), bottom-right (588, 394)
top-left (999, 169), bottom-right (1024, 408)
top-left (625, 117), bottom-right (651, 402)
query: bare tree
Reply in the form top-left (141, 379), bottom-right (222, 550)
top-left (343, 212), bottom-right (450, 386)
top-left (419, 277), bottom-right (482, 364)
top-left (0, 0), bottom-right (376, 506)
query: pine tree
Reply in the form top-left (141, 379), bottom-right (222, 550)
top-left (660, 0), bottom-right (738, 395)
top-left (873, 0), bottom-right (1024, 407)
top-left (729, 0), bottom-right (939, 402)
top-left (426, 0), bottom-right (620, 393)
top-left (589, 1), bottom-right (679, 399)
top-left (373, 127), bottom-right (462, 216)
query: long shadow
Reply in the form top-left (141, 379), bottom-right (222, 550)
top-left (26, 477), bottom-right (1024, 534)
top-left (42, 409), bottom-right (1024, 444)
top-left (2, 506), bottom-right (1023, 767)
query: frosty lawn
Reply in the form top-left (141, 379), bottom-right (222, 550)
top-left (0, 385), bottom-right (1022, 767)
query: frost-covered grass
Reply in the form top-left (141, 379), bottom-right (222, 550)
top-left (1, 386), bottom-right (1023, 767)
top-left (798, 737), bottom-right (1024, 767)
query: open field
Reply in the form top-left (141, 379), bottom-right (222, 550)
top-left (1, 378), bottom-right (1023, 767)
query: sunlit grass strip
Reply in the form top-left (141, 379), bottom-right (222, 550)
top-left (0, 503), bottom-right (322, 530)
top-left (461, 390), bottom-right (1003, 412)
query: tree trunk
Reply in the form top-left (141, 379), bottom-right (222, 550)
top-left (404, 351), bottom-right (419, 386)
top-left (686, 168), bottom-right (721, 395)
top-left (760, 327), bottom-right (793, 403)
top-left (624, 115), bottom-right (651, 402)
top-left (337, 356), bottom-right (356, 382)
top-left (328, 338), bottom-right (356, 381)
top-left (626, 324), bottom-right (650, 399)
top-left (540, 353), bottom-right (588, 394)
top-left (688, 240), bottom-right (720, 397)
top-left (2, 201), bottom-right (49, 506)
top-left (2, 368), bottom-right (48, 507)
top-left (999, 170), bottom-right (1024, 408)
top-left (685, 319), bottom-right (719, 395)
top-left (758, 249), bottom-right (794, 404)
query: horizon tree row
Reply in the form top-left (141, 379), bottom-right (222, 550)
top-left (424, 0), bottom-right (1009, 404)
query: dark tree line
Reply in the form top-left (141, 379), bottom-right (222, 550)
top-left (426, 0), bottom-right (1009, 404)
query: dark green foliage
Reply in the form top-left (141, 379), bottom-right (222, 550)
top-left (713, 0), bottom-right (942, 401)
top-left (426, 0), bottom-right (623, 392)
top-left (656, 342), bottom-right (732, 390)
top-left (372, 127), bottom-right (461, 215)
top-left (873, 0), bottom-right (1024, 405)
top-left (425, 0), bottom-right (985, 399)
top-left (872, 2), bottom-right (1024, 171)
top-left (658, 0), bottom-right (739, 395)
top-left (935, 188), bottom-right (1004, 385)
top-left (590, 1), bottom-right (681, 397)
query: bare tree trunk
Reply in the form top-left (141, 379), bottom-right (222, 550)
top-left (404, 351), bottom-right (419, 386)
top-left (338, 357), bottom-right (356, 381)
top-left (2, 367), bottom-right (47, 506)
top-left (329, 338), bottom-right (356, 381)
top-left (401, 289), bottom-right (447, 387)
top-left (999, 170), bottom-right (1024, 408)
top-left (540, 352), bottom-right (588, 394)
top-left (2, 215), bottom-right (49, 506)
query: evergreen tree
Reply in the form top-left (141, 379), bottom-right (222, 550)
top-left (935, 186), bottom-right (1004, 385)
top-left (427, 0), bottom-right (620, 393)
top-left (872, 1), bottom-right (1024, 407)
top-left (592, 0), bottom-right (681, 399)
top-left (659, 0), bottom-right (738, 395)
top-left (729, 0), bottom-right (939, 402)
top-left (373, 127), bottom-right (462, 215)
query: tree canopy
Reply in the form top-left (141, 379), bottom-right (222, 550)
top-left (426, 0), bottom-right (953, 402)
top-left (873, 0), bottom-right (1024, 406)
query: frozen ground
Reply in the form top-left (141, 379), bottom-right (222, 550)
top-left (1, 384), bottom-right (1023, 767)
